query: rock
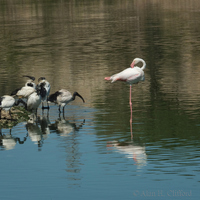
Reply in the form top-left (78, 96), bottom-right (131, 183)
top-left (0, 106), bottom-right (31, 128)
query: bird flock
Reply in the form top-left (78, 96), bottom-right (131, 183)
top-left (0, 75), bottom-right (85, 120)
top-left (0, 58), bottom-right (146, 122)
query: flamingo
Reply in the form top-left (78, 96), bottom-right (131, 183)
top-left (104, 58), bottom-right (146, 134)
top-left (48, 89), bottom-right (85, 113)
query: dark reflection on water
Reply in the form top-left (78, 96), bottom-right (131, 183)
top-left (0, 128), bottom-right (28, 150)
top-left (1, 0), bottom-right (200, 199)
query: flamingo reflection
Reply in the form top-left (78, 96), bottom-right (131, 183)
top-left (107, 140), bottom-right (147, 168)
top-left (0, 129), bottom-right (28, 150)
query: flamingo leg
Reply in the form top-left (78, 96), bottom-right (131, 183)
top-left (129, 85), bottom-right (132, 107)
top-left (129, 85), bottom-right (133, 138)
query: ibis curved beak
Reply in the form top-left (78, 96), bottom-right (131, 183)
top-left (74, 92), bottom-right (85, 103)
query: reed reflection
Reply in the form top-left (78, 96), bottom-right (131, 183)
top-left (0, 128), bottom-right (28, 150)
top-left (107, 140), bottom-right (147, 169)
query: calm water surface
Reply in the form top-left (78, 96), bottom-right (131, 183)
top-left (0, 0), bottom-right (200, 199)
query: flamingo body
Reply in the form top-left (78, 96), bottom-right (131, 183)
top-left (105, 67), bottom-right (144, 84)
top-left (105, 58), bottom-right (146, 84)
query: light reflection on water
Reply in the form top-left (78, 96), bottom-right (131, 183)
top-left (1, 103), bottom-right (200, 199)
top-left (1, 0), bottom-right (200, 199)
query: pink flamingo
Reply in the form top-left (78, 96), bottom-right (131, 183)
top-left (104, 58), bottom-right (146, 135)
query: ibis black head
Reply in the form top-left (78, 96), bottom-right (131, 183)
top-left (38, 77), bottom-right (46, 82)
top-left (27, 82), bottom-right (35, 87)
top-left (23, 75), bottom-right (35, 81)
top-left (36, 82), bottom-right (46, 97)
top-left (0, 96), bottom-right (5, 105)
top-left (73, 92), bottom-right (85, 103)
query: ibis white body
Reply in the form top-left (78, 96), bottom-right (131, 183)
top-left (27, 91), bottom-right (42, 112)
top-left (11, 75), bottom-right (36, 99)
top-left (48, 89), bottom-right (85, 113)
top-left (15, 86), bottom-right (36, 98)
top-left (0, 95), bottom-right (15, 119)
top-left (57, 89), bottom-right (75, 107)
top-left (0, 95), bottom-right (15, 111)
top-left (38, 78), bottom-right (51, 101)
top-left (37, 77), bottom-right (51, 109)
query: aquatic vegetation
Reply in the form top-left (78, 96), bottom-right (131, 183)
top-left (0, 106), bottom-right (31, 128)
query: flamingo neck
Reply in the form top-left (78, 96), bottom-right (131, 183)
top-left (140, 59), bottom-right (146, 70)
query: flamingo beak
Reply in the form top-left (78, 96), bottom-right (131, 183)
top-left (130, 61), bottom-right (135, 68)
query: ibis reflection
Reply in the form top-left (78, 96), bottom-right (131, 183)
top-left (1, 113), bottom-right (85, 151)
top-left (49, 114), bottom-right (85, 136)
top-left (25, 113), bottom-right (51, 150)
top-left (0, 129), bottom-right (28, 150)
top-left (49, 115), bottom-right (85, 187)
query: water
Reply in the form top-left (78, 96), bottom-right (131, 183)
top-left (0, 0), bottom-right (200, 199)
